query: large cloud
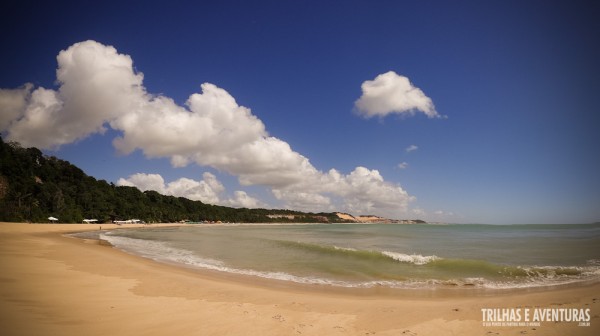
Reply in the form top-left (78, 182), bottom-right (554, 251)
top-left (355, 71), bottom-right (440, 119)
top-left (271, 166), bottom-right (415, 216)
top-left (0, 40), bottom-right (415, 217)
top-left (6, 42), bottom-right (144, 148)
top-left (111, 83), bottom-right (267, 163)
top-left (0, 84), bottom-right (32, 131)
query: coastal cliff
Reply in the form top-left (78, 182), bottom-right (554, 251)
top-left (335, 212), bottom-right (426, 224)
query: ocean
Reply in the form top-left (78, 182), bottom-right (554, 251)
top-left (87, 223), bottom-right (600, 290)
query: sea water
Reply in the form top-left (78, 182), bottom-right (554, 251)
top-left (92, 223), bottom-right (600, 289)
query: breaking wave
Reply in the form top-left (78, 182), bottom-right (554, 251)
top-left (275, 240), bottom-right (439, 265)
top-left (99, 233), bottom-right (600, 290)
top-left (381, 251), bottom-right (440, 265)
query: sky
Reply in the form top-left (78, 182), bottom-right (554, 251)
top-left (1, 0), bottom-right (599, 224)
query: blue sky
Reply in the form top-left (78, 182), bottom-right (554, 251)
top-left (1, 0), bottom-right (599, 224)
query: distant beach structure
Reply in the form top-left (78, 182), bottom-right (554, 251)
top-left (113, 219), bottom-right (143, 225)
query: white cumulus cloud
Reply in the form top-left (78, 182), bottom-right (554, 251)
top-left (117, 172), bottom-right (224, 204)
top-left (1, 40), bottom-right (416, 218)
top-left (225, 191), bottom-right (267, 209)
top-left (272, 189), bottom-right (333, 213)
top-left (117, 173), bottom-right (166, 193)
top-left (272, 166), bottom-right (415, 216)
top-left (4, 41), bottom-right (144, 148)
top-left (0, 84), bottom-right (32, 131)
top-left (116, 172), bottom-right (265, 208)
top-left (354, 71), bottom-right (441, 119)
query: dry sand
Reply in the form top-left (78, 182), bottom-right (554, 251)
top-left (0, 222), bottom-right (598, 335)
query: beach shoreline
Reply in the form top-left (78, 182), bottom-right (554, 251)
top-left (1, 222), bottom-right (598, 335)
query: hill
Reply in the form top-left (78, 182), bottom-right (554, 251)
top-left (0, 137), bottom-right (345, 224)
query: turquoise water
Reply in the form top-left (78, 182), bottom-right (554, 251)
top-left (97, 223), bottom-right (600, 289)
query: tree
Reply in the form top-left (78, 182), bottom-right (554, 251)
top-left (0, 137), bottom-right (352, 223)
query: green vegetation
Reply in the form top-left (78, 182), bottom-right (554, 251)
top-left (0, 137), bottom-right (345, 224)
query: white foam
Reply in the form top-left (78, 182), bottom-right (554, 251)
top-left (381, 251), bottom-right (439, 265)
top-left (101, 234), bottom-right (224, 268)
top-left (476, 265), bottom-right (600, 289)
top-left (333, 246), bottom-right (358, 252)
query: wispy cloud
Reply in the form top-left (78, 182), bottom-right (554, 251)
top-left (397, 162), bottom-right (409, 169)
top-left (411, 208), bottom-right (426, 216)
top-left (405, 145), bottom-right (418, 153)
top-left (354, 71), bottom-right (441, 119)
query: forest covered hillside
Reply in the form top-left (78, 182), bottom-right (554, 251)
top-left (0, 137), bottom-right (345, 224)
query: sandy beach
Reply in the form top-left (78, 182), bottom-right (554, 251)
top-left (0, 222), bottom-right (598, 335)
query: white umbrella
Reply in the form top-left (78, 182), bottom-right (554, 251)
top-left (48, 216), bottom-right (58, 222)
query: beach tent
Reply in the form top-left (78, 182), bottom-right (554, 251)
top-left (83, 219), bottom-right (98, 223)
top-left (48, 216), bottom-right (58, 222)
